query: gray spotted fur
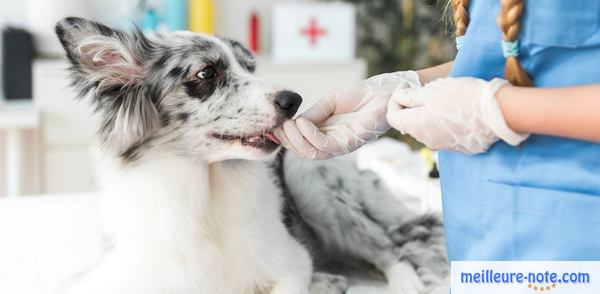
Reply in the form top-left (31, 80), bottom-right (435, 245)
top-left (281, 151), bottom-right (449, 292)
top-left (56, 17), bottom-right (276, 163)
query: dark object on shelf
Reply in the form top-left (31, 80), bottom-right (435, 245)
top-left (2, 27), bottom-right (33, 100)
top-left (429, 162), bottom-right (439, 178)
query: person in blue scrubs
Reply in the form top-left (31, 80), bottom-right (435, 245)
top-left (275, 0), bottom-right (600, 262)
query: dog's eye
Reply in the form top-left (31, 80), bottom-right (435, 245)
top-left (197, 66), bottom-right (217, 80)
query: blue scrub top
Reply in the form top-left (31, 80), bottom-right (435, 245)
top-left (441, 0), bottom-right (600, 261)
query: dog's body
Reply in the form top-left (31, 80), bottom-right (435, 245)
top-left (55, 17), bottom-right (448, 294)
top-left (72, 153), bottom-right (311, 294)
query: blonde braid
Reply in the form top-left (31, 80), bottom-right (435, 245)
top-left (451, 0), bottom-right (469, 37)
top-left (451, 0), bottom-right (533, 86)
top-left (497, 0), bottom-right (532, 86)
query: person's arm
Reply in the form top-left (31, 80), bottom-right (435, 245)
top-left (497, 84), bottom-right (600, 142)
top-left (416, 61), bottom-right (454, 84)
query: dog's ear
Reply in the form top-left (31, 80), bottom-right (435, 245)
top-left (55, 17), bottom-right (153, 89)
top-left (56, 17), bottom-right (159, 155)
top-left (220, 38), bottom-right (256, 73)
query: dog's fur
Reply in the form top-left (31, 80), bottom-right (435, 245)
top-left (278, 152), bottom-right (449, 294)
top-left (55, 17), bottom-right (448, 294)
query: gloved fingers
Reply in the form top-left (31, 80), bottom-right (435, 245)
top-left (299, 93), bottom-right (338, 124)
top-left (273, 127), bottom-right (302, 155)
top-left (387, 96), bottom-right (403, 121)
top-left (299, 115), bottom-right (380, 155)
top-left (394, 110), bottom-right (440, 149)
top-left (387, 80), bottom-right (415, 99)
top-left (281, 120), bottom-right (332, 160)
top-left (282, 120), bottom-right (318, 157)
top-left (387, 99), bottom-right (420, 132)
top-left (295, 117), bottom-right (339, 152)
top-left (390, 86), bottom-right (425, 108)
top-left (387, 106), bottom-right (440, 150)
top-left (390, 107), bottom-right (466, 152)
top-left (396, 108), bottom-right (425, 135)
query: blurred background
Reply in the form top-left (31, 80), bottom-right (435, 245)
top-left (0, 0), bottom-right (454, 197)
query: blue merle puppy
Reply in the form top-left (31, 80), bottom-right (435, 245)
top-left (55, 17), bottom-right (448, 294)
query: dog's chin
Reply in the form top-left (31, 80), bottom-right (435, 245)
top-left (209, 144), bottom-right (282, 162)
top-left (243, 144), bottom-right (283, 160)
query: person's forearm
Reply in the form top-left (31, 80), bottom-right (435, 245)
top-left (416, 61), bottom-right (454, 84)
top-left (497, 84), bottom-right (600, 142)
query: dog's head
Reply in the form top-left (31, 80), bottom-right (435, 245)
top-left (55, 17), bottom-right (301, 163)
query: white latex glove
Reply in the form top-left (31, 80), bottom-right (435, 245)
top-left (274, 71), bottom-right (421, 159)
top-left (387, 77), bottom-right (529, 154)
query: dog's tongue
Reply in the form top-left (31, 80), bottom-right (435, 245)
top-left (245, 135), bottom-right (263, 143)
top-left (243, 132), bottom-right (281, 146)
top-left (264, 132), bottom-right (281, 145)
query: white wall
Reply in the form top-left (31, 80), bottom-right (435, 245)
top-left (0, 0), bottom-right (28, 27)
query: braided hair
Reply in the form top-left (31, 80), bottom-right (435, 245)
top-left (452, 0), bottom-right (533, 86)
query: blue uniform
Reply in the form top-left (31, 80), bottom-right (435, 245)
top-left (441, 0), bottom-right (600, 261)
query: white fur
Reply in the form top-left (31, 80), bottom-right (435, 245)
top-left (63, 150), bottom-right (312, 294)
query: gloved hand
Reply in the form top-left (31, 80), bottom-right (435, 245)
top-left (387, 77), bottom-right (529, 154)
top-left (274, 71), bottom-right (421, 159)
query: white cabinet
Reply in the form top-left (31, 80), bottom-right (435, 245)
top-left (33, 58), bottom-right (366, 194)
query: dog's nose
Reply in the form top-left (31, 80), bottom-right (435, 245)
top-left (274, 90), bottom-right (302, 118)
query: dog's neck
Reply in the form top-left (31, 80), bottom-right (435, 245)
top-left (96, 151), bottom-right (278, 250)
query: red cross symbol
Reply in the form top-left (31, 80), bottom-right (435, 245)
top-left (300, 17), bottom-right (327, 47)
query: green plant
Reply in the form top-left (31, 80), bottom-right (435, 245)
top-left (328, 0), bottom-right (455, 75)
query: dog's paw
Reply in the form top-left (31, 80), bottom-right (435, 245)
top-left (309, 272), bottom-right (348, 294)
top-left (385, 262), bottom-right (425, 294)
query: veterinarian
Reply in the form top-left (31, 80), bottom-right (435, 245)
top-left (276, 0), bottom-right (600, 262)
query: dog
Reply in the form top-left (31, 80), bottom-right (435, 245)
top-left (55, 17), bottom-right (448, 294)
